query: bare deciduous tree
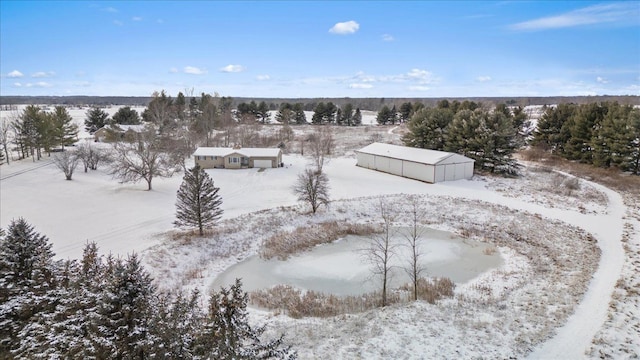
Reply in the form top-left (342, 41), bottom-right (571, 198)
top-left (293, 168), bottom-right (330, 214)
top-left (307, 126), bottom-right (334, 172)
top-left (0, 119), bottom-right (11, 164)
top-left (52, 150), bottom-right (80, 180)
top-left (364, 199), bottom-right (398, 307)
top-left (403, 195), bottom-right (427, 301)
top-left (109, 128), bottom-right (175, 190)
top-left (77, 142), bottom-right (109, 172)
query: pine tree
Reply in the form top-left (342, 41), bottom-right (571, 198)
top-left (293, 103), bottom-right (307, 125)
top-left (96, 254), bottom-right (155, 359)
top-left (51, 106), bottom-right (79, 150)
top-left (402, 107), bottom-right (453, 150)
top-left (353, 108), bottom-right (362, 126)
top-left (194, 279), bottom-right (296, 359)
top-left (147, 290), bottom-right (203, 358)
top-left (0, 218), bottom-right (56, 354)
top-left (376, 105), bottom-right (393, 125)
top-left (84, 107), bottom-right (110, 134)
top-left (174, 165), bottom-right (224, 235)
top-left (112, 106), bottom-right (141, 125)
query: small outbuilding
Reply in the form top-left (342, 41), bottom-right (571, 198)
top-left (194, 145), bottom-right (282, 169)
top-left (355, 143), bottom-right (474, 183)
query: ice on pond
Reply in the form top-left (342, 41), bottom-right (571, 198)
top-left (211, 227), bottom-right (502, 296)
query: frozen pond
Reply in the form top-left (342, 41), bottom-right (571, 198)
top-left (211, 227), bottom-right (503, 296)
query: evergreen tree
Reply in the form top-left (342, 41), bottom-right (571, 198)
top-left (51, 106), bottom-right (79, 150)
top-left (276, 103), bottom-right (293, 124)
top-left (353, 108), bottom-right (362, 126)
top-left (96, 254), bottom-right (155, 359)
top-left (174, 165), bottom-right (224, 235)
top-left (147, 290), bottom-right (203, 358)
top-left (84, 107), bottom-right (110, 134)
top-left (293, 103), bottom-right (307, 125)
top-left (340, 103), bottom-right (354, 126)
top-left (257, 101), bottom-right (270, 124)
top-left (376, 105), bottom-right (393, 125)
top-left (175, 91), bottom-right (186, 121)
top-left (311, 102), bottom-right (326, 124)
top-left (0, 218), bottom-right (56, 354)
top-left (399, 102), bottom-right (413, 123)
top-left (563, 102), bottom-right (606, 162)
top-left (402, 107), bottom-right (453, 150)
top-left (625, 109), bottom-right (640, 174)
top-left (389, 105), bottom-right (398, 125)
top-left (112, 106), bottom-right (142, 125)
top-left (532, 103), bottom-right (576, 153)
top-left (194, 279), bottom-right (295, 359)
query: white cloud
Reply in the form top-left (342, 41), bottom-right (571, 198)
top-left (113, 20), bottom-right (124, 26)
top-left (381, 34), bottom-right (394, 41)
top-left (349, 83), bottom-right (373, 89)
top-left (184, 66), bottom-right (207, 75)
top-left (329, 20), bottom-right (360, 35)
top-left (32, 71), bottom-right (55, 78)
top-left (409, 85), bottom-right (430, 91)
top-left (220, 64), bottom-right (245, 73)
top-left (14, 82), bottom-right (22, 87)
top-left (596, 76), bottom-right (609, 84)
top-left (73, 81), bottom-right (91, 87)
top-left (256, 75), bottom-right (271, 81)
top-left (132, 16), bottom-right (142, 21)
top-left (476, 76), bottom-right (492, 82)
top-left (510, 2), bottom-right (640, 31)
top-left (157, 19), bottom-right (164, 24)
top-left (7, 70), bottom-right (24, 78)
top-left (405, 68), bottom-right (434, 84)
top-left (24, 82), bottom-right (52, 88)
top-left (103, 7), bottom-right (118, 13)
top-left (169, 67), bottom-right (178, 73)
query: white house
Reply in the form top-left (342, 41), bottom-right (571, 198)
top-left (355, 143), bottom-right (474, 183)
top-left (194, 146), bottom-right (282, 169)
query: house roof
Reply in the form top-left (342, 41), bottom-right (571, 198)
top-left (194, 147), bottom-right (281, 158)
top-left (356, 142), bottom-right (474, 165)
top-left (116, 124), bottom-right (147, 133)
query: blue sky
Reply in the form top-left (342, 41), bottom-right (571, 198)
top-left (1, 1), bottom-right (639, 98)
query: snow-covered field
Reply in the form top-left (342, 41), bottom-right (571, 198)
top-left (1, 105), bottom-right (638, 358)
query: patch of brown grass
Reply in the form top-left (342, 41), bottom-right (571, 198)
top-left (250, 277), bottom-right (455, 318)
top-left (260, 221), bottom-right (379, 260)
top-left (519, 148), bottom-right (640, 196)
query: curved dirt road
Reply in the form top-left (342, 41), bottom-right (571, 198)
top-left (527, 181), bottom-right (625, 359)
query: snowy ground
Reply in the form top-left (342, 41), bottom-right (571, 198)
top-left (1, 104), bottom-right (638, 358)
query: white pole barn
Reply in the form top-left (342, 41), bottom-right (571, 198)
top-left (355, 143), bottom-right (475, 183)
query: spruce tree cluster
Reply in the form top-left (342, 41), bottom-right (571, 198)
top-left (532, 101), bottom-right (640, 174)
top-left (0, 219), bottom-right (296, 359)
top-left (174, 165), bottom-right (224, 235)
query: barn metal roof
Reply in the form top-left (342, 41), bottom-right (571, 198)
top-left (194, 147), bottom-right (281, 158)
top-left (356, 143), bottom-right (474, 165)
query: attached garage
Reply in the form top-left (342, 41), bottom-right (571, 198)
top-left (253, 159), bottom-right (273, 168)
top-left (355, 143), bottom-right (475, 183)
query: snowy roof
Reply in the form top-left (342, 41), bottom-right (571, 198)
top-left (356, 143), bottom-right (474, 165)
top-left (116, 124), bottom-right (147, 133)
top-left (194, 147), bottom-right (281, 158)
